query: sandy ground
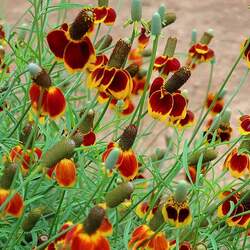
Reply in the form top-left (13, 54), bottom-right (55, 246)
top-left (2, 0), bottom-right (250, 149)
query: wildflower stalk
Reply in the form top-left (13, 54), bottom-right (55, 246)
top-left (188, 37), bottom-right (250, 146)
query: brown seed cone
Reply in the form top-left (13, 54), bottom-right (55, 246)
top-left (118, 124), bottom-right (137, 151)
top-left (125, 63), bottom-right (139, 78)
top-left (69, 10), bottom-right (94, 40)
top-left (188, 148), bottom-right (218, 166)
top-left (0, 162), bottom-right (17, 189)
top-left (108, 39), bottom-right (131, 68)
top-left (41, 138), bottom-right (76, 168)
top-left (164, 66), bottom-right (191, 93)
top-left (83, 206), bottom-right (105, 235)
top-left (34, 69), bottom-right (52, 88)
top-left (71, 132), bottom-right (84, 147)
top-left (105, 182), bottom-right (134, 208)
top-left (95, 34), bottom-right (113, 51)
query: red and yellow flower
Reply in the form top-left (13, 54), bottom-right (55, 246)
top-left (29, 83), bottom-right (66, 119)
top-left (224, 148), bottom-right (250, 178)
top-left (239, 115), bottom-right (250, 135)
top-left (186, 165), bottom-right (206, 183)
top-left (102, 125), bottom-right (138, 180)
top-left (175, 110), bottom-right (195, 129)
top-left (148, 69), bottom-right (190, 123)
top-left (0, 189), bottom-right (24, 217)
top-left (9, 145), bottom-right (42, 174)
top-left (205, 92), bottom-right (224, 115)
top-left (218, 191), bottom-right (250, 228)
top-left (186, 32), bottom-right (214, 69)
top-left (154, 55), bottom-right (180, 78)
top-left (109, 98), bottom-right (135, 116)
top-left (128, 224), bottom-right (170, 250)
top-left (162, 196), bottom-right (192, 228)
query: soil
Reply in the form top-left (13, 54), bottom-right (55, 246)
top-left (3, 0), bottom-right (250, 150)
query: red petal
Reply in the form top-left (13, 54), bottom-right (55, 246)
top-left (149, 77), bottom-right (164, 97)
top-left (82, 131), bottom-right (96, 146)
top-left (94, 236), bottom-right (110, 250)
top-left (98, 217), bottom-right (112, 236)
top-left (47, 29), bottom-right (69, 59)
top-left (94, 7), bottom-right (108, 23)
top-left (148, 90), bottom-right (173, 121)
top-left (98, 67), bottom-right (116, 91)
top-left (46, 87), bottom-right (66, 119)
top-left (71, 234), bottom-right (93, 250)
top-left (154, 56), bottom-right (168, 69)
top-left (169, 93), bottom-right (187, 120)
top-left (55, 159), bottom-right (76, 187)
top-left (117, 150), bottom-right (138, 180)
top-left (64, 37), bottom-right (95, 72)
top-left (104, 8), bottom-right (116, 25)
top-left (240, 117), bottom-right (250, 134)
top-left (5, 192), bottom-right (24, 217)
top-left (162, 57), bottom-right (181, 76)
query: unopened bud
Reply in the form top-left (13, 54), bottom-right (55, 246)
top-left (105, 182), bottom-right (134, 208)
top-left (188, 148), bottom-right (218, 166)
top-left (131, 0), bottom-right (142, 22)
top-left (84, 206), bottom-right (105, 235)
top-left (78, 109), bottom-right (95, 134)
top-left (164, 66), bottom-right (191, 93)
top-left (22, 207), bottom-right (44, 232)
top-left (0, 162), bottom-right (17, 189)
top-left (158, 4), bottom-right (166, 21)
top-left (191, 28), bottom-right (197, 45)
top-left (95, 34), bottom-right (113, 51)
top-left (41, 138), bottom-right (76, 168)
top-left (151, 12), bottom-right (162, 36)
top-left (105, 148), bottom-right (120, 170)
top-left (174, 180), bottom-right (189, 203)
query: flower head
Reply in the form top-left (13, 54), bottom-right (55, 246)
top-left (241, 38), bottom-right (250, 68)
top-left (102, 124), bottom-right (138, 180)
top-left (239, 115), bottom-right (250, 135)
top-left (205, 92), bottom-right (224, 115)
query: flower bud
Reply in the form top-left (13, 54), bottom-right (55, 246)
top-left (84, 205), bottom-right (105, 234)
top-left (125, 63), bottom-right (139, 78)
top-left (196, 243), bottom-right (207, 250)
top-left (28, 63), bottom-right (52, 88)
top-left (164, 66), bottom-right (191, 93)
top-left (118, 124), bottom-right (138, 151)
top-left (98, 0), bottom-right (109, 7)
top-left (105, 182), bottom-right (134, 208)
top-left (158, 4), bottom-right (166, 20)
top-left (174, 180), bottom-right (189, 203)
top-left (105, 148), bottom-right (120, 170)
top-left (151, 12), bottom-right (162, 36)
top-left (200, 32), bottom-right (213, 45)
top-left (191, 28), bottom-right (197, 45)
top-left (131, 0), bottom-right (142, 22)
top-left (0, 162), bottom-right (17, 189)
top-left (108, 39), bottom-right (131, 68)
top-left (18, 23), bottom-right (28, 42)
top-left (95, 34), bottom-right (113, 51)
top-left (41, 138), bottom-right (76, 168)
top-left (188, 148), bottom-right (218, 166)
top-left (220, 108), bottom-right (231, 124)
top-left (239, 135), bottom-right (250, 153)
top-left (22, 207), bottom-right (44, 232)
top-left (163, 37), bottom-right (177, 57)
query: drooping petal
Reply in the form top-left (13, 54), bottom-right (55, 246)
top-left (98, 91), bottom-right (110, 104)
top-left (104, 8), bottom-right (116, 25)
top-left (98, 67), bottom-right (116, 92)
top-left (128, 225), bottom-right (151, 249)
top-left (154, 56), bottom-right (168, 69)
top-left (149, 77), bottom-right (164, 97)
top-left (94, 236), bottom-right (110, 250)
top-left (178, 110), bottom-right (195, 129)
top-left (148, 90), bottom-right (173, 121)
top-left (107, 69), bottom-right (131, 100)
top-left (46, 86), bottom-right (66, 119)
top-left (162, 57), bottom-right (181, 76)
top-left (47, 28), bottom-right (69, 59)
top-left (82, 130), bottom-right (96, 146)
top-left (93, 7), bottom-right (108, 23)
top-left (138, 28), bottom-right (150, 49)
top-left (147, 232), bottom-right (170, 250)
top-left (169, 93), bottom-right (187, 121)
top-left (55, 159), bottom-right (76, 187)
top-left (71, 234), bottom-right (93, 250)
top-left (64, 37), bottom-right (95, 73)
top-left (98, 217), bottom-right (113, 236)
top-left (121, 99), bottom-right (134, 115)
top-left (117, 150), bottom-right (138, 180)
top-left (88, 66), bottom-right (106, 89)
top-left (239, 115), bottom-right (250, 135)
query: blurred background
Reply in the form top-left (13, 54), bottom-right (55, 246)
top-left (2, 0), bottom-right (250, 144)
